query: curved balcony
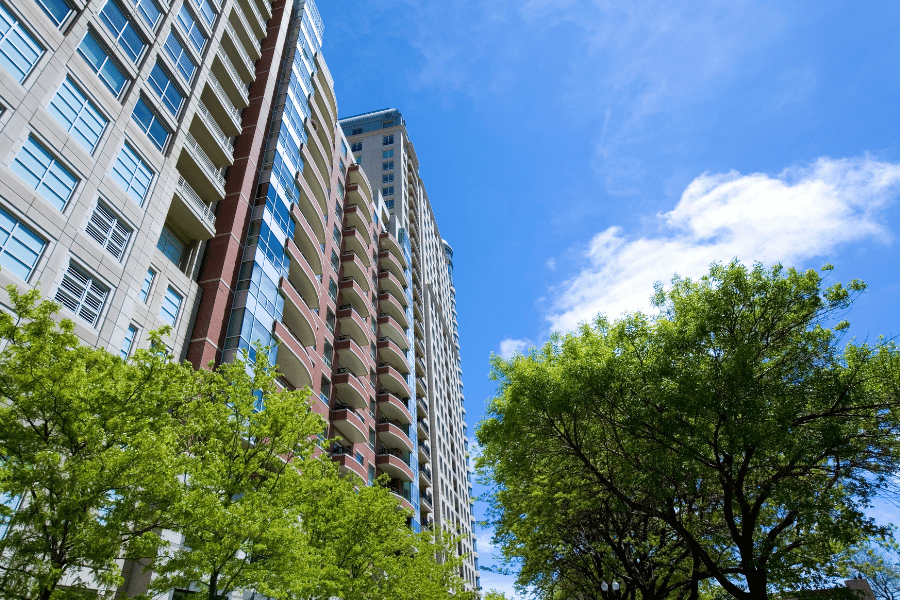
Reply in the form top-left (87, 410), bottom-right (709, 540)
top-left (378, 292), bottom-right (408, 327)
top-left (333, 372), bottom-right (368, 410)
top-left (376, 450), bottom-right (413, 482)
top-left (285, 239), bottom-right (320, 310)
top-left (419, 464), bottom-right (432, 486)
top-left (340, 252), bottom-right (370, 291)
top-left (336, 337), bottom-right (369, 378)
top-left (315, 54), bottom-right (338, 125)
top-left (346, 184), bottom-right (373, 225)
top-left (311, 78), bottom-right (335, 131)
top-left (379, 250), bottom-right (406, 285)
top-left (332, 447), bottom-right (367, 481)
top-left (416, 377), bottom-right (427, 396)
top-left (338, 277), bottom-right (370, 318)
top-left (413, 301), bottom-right (423, 323)
top-left (418, 441), bottom-right (430, 462)
top-left (343, 205), bottom-right (369, 234)
top-left (337, 305), bottom-right (371, 348)
top-left (415, 356), bottom-right (426, 378)
top-left (342, 226), bottom-right (369, 259)
top-left (346, 164), bottom-right (373, 204)
top-left (413, 318), bottom-right (424, 340)
top-left (379, 231), bottom-right (407, 269)
top-left (301, 145), bottom-right (328, 212)
top-left (377, 364), bottom-right (411, 398)
top-left (304, 120), bottom-right (330, 186)
top-left (417, 418), bottom-right (429, 439)
top-left (280, 278), bottom-right (315, 347)
top-left (292, 205), bottom-right (322, 273)
top-left (414, 337), bottom-right (425, 359)
top-left (377, 336), bottom-right (408, 373)
top-left (307, 88), bottom-right (333, 153)
top-left (331, 405), bottom-right (367, 445)
top-left (293, 175), bottom-right (325, 243)
top-left (378, 314), bottom-right (408, 350)
top-left (378, 419), bottom-right (414, 453)
top-left (272, 320), bottom-right (313, 389)
top-left (376, 391), bottom-right (411, 425)
top-left (378, 270), bottom-right (406, 303)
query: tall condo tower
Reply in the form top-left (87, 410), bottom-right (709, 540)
top-left (341, 109), bottom-right (480, 592)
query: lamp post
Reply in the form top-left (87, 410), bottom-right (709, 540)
top-left (600, 580), bottom-right (622, 600)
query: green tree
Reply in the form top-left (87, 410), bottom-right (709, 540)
top-left (477, 261), bottom-right (900, 600)
top-left (0, 286), bottom-right (189, 600)
top-left (149, 347), bottom-right (325, 600)
top-left (836, 540), bottom-right (900, 600)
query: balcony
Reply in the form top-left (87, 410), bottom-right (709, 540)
top-left (191, 101), bottom-right (234, 167)
top-left (342, 205), bottom-right (368, 234)
top-left (377, 336), bottom-right (408, 373)
top-left (415, 337), bottom-right (425, 359)
top-left (376, 391), bottom-right (411, 425)
top-left (292, 174), bottom-right (325, 243)
top-left (331, 405), bottom-right (367, 445)
top-left (229, 6), bottom-right (261, 59)
top-left (345, 184), bottom-right (373, 225)
top-left (416, 377), bottom-right (427, 396)
top-left (301, 145), bottom-right (328, 212)
top-left (292, 204), bottom-right (322, 273)
top-left (346, 163), bottom-right (372, 201)
top-left (377, 364), bottom-right (411, 398)
top-left (342, 227), bottom-right (369, 259)
top-left (311, 79), bottom-right (334, 130)
top-left (379, 250), bottom-right (406, 284)
top-left (333, 372), bottom-right (368, 410)
top-left (338, 277), bottom-right (369, 318)
top-left (418, 418), bottom-right (429, 439)
top-left (235, 0), bottom-right (265, 39)
top-left (418, 441), bottom-right (430, 461)
top-left (413, 301), bottom-right (423, 323)
top-left (280, 278), bottom-right (315, 347)
top-left (212, 51), bottom-right (249, 109)
top-left (378, 314), bottom-right (408, 350)
top-left (378, 292), bottom-right (408, 327)
top-left (170, 176), bottom-right (216, 241)
top-left (178, 133), bottom-right (226, 201)
top-left (379, 231), bottom-right (407, 269)
top-left (378, 418), bottom-right (413, 453)
top-left (420, 491), bottom-right (433, 513)
top-left (315, 54), bottom-right (337, 125)
top-left (203, 75), bottom-right (242, 135)
top-left (285, 238), bottom-right (320, 310)
top-left (415, 357), bottom-right (426, 377)
top-left (336, 305), bottom-right (370, 348)
top-left (307, 106), bottom-right (331, 161)
top-left (335, 337), bottom-right (369, 378)
top-left (340, 252), bottom-right (370, 291)
top-left (413, 318), bottom-right (424, 340)
top-left (376, 449), bottom-right (413, 482)
top-left (272, 320), bottom-right (313, 389)
top-left (332, 446), bottom-right (366, 481)
top-left (378, 270), bottom-right (406, 304)
top-left (417, 397), bottom-right (428, 418)
top-left (223, 22), bottom-right (255, 81)
top-left (419, 465), bottom-right (432, 485)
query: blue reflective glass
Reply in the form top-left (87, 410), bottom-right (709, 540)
top-left (112, 142), bottom-right (154, 203)
top-left (163, 32), bottom-right (196, 82)
top-left (11, 136), bottom-right (78, 211)
top-left (78, 32), bottom-right (127, 96)
top-left (48, 78), bottom-right (108, 152)
top-left (99, 1), bottom-right (145, 63)
top-left (35, 0), bottom-right (72, 27)
top-left (0, 206), bottom-right (44, 281)
top-left (148, 63), bottom-right (183, 117)
top-left (132, 97), bottom-right (169, 151)
top-left (0, 4), bottom-right (44, 83)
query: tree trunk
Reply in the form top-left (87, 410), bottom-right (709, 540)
top-left (208, 570), bottom-right (219, 600)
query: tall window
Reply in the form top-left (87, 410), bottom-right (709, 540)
top-left (176, 6), bottom-right (205, 53)
top-left (157, 226), bottom-right (184, 266)
top-left (55, 261), bottom-right (109, 327)
top-left (163, 32), bottom-right (195, 82)
top-left (140, 268), bottom-right (155, 302)
top-left (0, 4), bottom-right (44, 83)
top-left (382, 135), bottom-right (393, 145)
top-left (351, 142), bottom-right (362, 152)
top-left (48, 78), bottom-right (108, 153)
top-left (148, 63), bottom-right (183, 117)
top-left (132, 97), bottom-right (169, 151)
top-left (382, 174), bottom-right (393, 183)
top-left (323, 340), bottom-right (333, 368)
top-left (0, 206), bottom-right (44, 281)
top-left (99, 0), bottom-right (145, 63)
top-left (341, 139), bottom-right (348, 156)
top-left (112, 142), bottom-right (154, 204)
top-left (86, 202), bottom-right (131, 261)
top-left (328, 278), bottom-right (337, 302)
top-left (11, 136), bottom-right (78, 211)
top-left (382, 186), bottom-right (394, 196)
top-left (35, 0), bottom-right (73, 27)
top-left (126, 0), bottom-right (161, 29)
top-left (120, 324), bottom-right (138, 358)
top-left (78, 31), bottom-right (128, 96)
top-left (189, 0), bottom-right (215, 28)
top-left (159, 286), bottom-right (182, 327)
top-left (383, 161), bottom-right (393, 170)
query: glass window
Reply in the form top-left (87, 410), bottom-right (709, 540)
top-left (332, 225), bottom-right (340, 244)
top-left (36, 0), bottom-right (73, 27)
top-left (0, 206), bottom-right (44, 281)
top-left (351, 128), bottom-right (362, 135)
top-left (11, 136), bottom-right (79, 211)
top-left (163, 32), bottom-right (195, 82)
top-left (176, 6), bottom-right (205, 53)
top-left (78, 31), bottom-right (128, 96)
top-left (382, 135), bottom-right (393, 145)
top-left (111, 142), bottom-right (154, 204)
top-left (382, 149), bottom-right (393, 158)
top-left (148, 63), bottom-right (183, 117)
top-left (0, 4), bottom-right (44, 83)
top-left (383, 161), bottom-right (393, 170)
top-left (325, 308), bottom-right (335, 333)
top-left (382, 186), bottom-right (394, 196)
top-left (189, 0), bottom-right (215, 28)
top-left (48, 77), bottom-right (108, 153)
top-left (328, 277), bottom-right (337, 302)
top-left (120, 324), bottom-right (137, 358)
top-left (157, 226), bottom-right (184, 266)
top-left (55, 261), bottom-right (109, 326)
top-left (140, 268), bottom-right (155, 302)
top-left (132, 97), bottom-right (169, 151)
top-left (338, 160), bottom-right (346, 177)
top-left (382, 174), bottom-right (393, 183)
top-left (351, 142), bottom-right (361, 152)
top-left (99, 1), bottom-right (145, 63)
top-left (340, 139), bottom-right (348, 156)
top-left (160, 286), bottom-right (182, 327)
top-left (85, 202), bottom-right (131, 261)
top-left (330, 250), bottom-right (339, 273)
top-left (126, 0), bottom-right (161, 29)
top-left (323, 340), bottom-right (332, 367)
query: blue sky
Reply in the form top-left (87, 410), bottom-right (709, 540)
top-left (318, 1), bottom-right (900, 596)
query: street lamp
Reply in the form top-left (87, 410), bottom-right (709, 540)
top-left (600, 581), bottom-right (621, 599)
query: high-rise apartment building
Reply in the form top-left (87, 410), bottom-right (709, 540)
top-left (0, 0), bottom-right (477, 593)
top-left (341, 109), bottom-right (480, 592)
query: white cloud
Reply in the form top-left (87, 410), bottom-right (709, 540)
top-left (548, 156), bottom-right (900, 332)
top-left (499, 338), bottom-right (534, 359)
top-left (546, 258), bottom-right (557, 271)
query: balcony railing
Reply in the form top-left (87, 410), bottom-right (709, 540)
top-left (176, 177), bottom-right (216, 226)
top-left (418, 419), bottom-right (429, 434)
top-left (219, 50), bottom-right (249, 103)
top-left (418, 442), bottom-right (430, 457)
top-left (197, 100), bottom-right (234, 153)
top-left (226, 22), bottom-right (254, 74)
top-left (379, 417), bottom-right (410, 437)
top-left (208, 74), bottom-right (242, 127)
top-left (185, 133), bottom-right (226, 188)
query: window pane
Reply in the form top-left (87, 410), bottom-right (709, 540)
top-left (35, 0), bottom-right (72, 27)
top-left (176, 6), bottom-right (205, 52)
top-left (128, 0), bottom-right (160, 29)
top-left (132, 98), bottom-right (169, 151)
top-left (99, 1), bottom-right (145, 63)
top-left (160, 287), bottom-right (182, 327)
top-left (148, 63), bottom-right (183, 117)
top-left (78, 32), bottom-right (127, 96)
top-left (11, 137), bottom-right (78, 211)
top-left (192, 0), bottom-right (215, 28)
top-left (48, 78), bottom-right (108, 153)
top-left (0, 4), bottom-right (44, 83)
top-left (112, 142), bottom-right (154, 204)
top-left (140, 268), bottom-right (154, 302)
top-left (0, 206), bottom-right (44, 281)
top-left (163, 33), bottom-right (195, 82)
top-left (157, 226), bottom-right (183, 266)
top-left (120, 324), bottom-right (137, 358)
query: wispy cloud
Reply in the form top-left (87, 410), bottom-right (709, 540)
top-left (547, 156), bottom-right (900, 332)
top-left (498, 338), bottom-right (534, 360)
